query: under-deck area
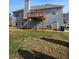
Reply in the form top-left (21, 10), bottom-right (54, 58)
top-left (27, 16), bottom-right (45, 29)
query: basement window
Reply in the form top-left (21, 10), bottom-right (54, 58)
top-left (16, 22), bottom-right (17, 26)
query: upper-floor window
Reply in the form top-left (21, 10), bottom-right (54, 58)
top-left (52, 9), bottom-right (56, 15)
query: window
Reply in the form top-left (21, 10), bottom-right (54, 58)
top-left (52, 10), bottom-right (56, 15)
top-left (22, 22), bottom-right (24, 26)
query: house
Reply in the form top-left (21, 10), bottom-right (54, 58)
top-left (12, 4), bottom-right (64, 30)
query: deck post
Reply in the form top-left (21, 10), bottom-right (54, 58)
top-left (42, 18), bottom-right (44, 31)
top-left (27, 17), bottom-right (29, 30)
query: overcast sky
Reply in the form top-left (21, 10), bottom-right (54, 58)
top-left (9, 0), bottom-right (69, 13)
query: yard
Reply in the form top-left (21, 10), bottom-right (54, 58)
top-left (9, 27), bottom-right (69, 59)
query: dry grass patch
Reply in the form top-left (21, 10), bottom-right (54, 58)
top-left (9, 27), bottom-right (69, 59)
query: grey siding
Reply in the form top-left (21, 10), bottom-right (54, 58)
top-left (16, 17), bottom-right (23, 27)
top-left (12, 16), bottom-right (16, 27)
top-left (36, 8), bottom-right (63, 29)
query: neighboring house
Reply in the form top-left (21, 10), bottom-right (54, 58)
top-left (63, 13), bottom-right (69, 31)
top-left (12, 4), bottom-right (64, 30)
top-left (12, 10), bottom-right (24, 27)
top-left (9, 13), bottom-right (17, 27)
top-left (63, 13), bottom-right (69, 24)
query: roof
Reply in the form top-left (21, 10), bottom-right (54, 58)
top-left (63, 13), bottom-right (69, 15)
top-left (13, 9), bottom-right (23, 13)
top-left (13, 4), bottom-right (64, 13)
top-left (63, 13), bottom-right (69, 16)
top-left (30, 4), bottom-right (64, 10)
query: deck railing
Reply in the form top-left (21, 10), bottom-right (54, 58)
top-left (28, 11), bottom-right (44, 18)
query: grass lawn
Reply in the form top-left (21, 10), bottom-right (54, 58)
top-left (9, 27), bottom-right (69, 59)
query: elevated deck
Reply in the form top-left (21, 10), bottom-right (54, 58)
top-left (27, 10), bottom-right (45, 19)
